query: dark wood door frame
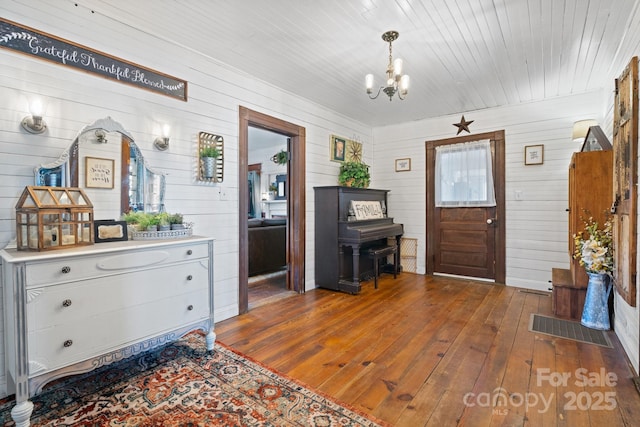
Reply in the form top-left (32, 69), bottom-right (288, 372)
top-left (239, 106), bottom-right (306, 314)
top-left (425, 130), bottom-right (506, 283)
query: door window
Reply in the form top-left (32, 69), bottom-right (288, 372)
top-left (435, 140), bottom-right (496, 207)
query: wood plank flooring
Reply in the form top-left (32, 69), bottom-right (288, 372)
top-left (216, 273), bottom-right (640, 426)
top-left (248, 271), bottom-right (294, 310)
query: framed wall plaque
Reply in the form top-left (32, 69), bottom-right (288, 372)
top-left (85, 157), bottom-right (114, 189)
top-left (395, 158), bottom-right (411, 172)
top-left (524, 145), bottom-right (544, 165)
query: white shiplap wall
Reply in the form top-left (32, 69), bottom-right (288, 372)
top-left (372, 90), bottom-right (605, 291)
top-left (0, 6), bottom-right (372, 397)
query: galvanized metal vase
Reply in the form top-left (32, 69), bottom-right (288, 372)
top-left (202, 157), bottom-right (217, 179)
top-left (581, 272), bottom-right (612, 330)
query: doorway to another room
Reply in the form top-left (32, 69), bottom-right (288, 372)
top-left (239, 107), bottom-right (306, 314)
top-left (247, 127), bottom-right (291, 309)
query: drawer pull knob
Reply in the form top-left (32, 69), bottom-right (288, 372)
top-left (187, 275), bottom-right (193, 281)
top-left (63, 340), bottom-right (73, 348)
top-left (61, 266), bottom-right (71, 274)
top-left (187, 305), bottom-right (194, 311)
top-left (187, 249), bottom-right (193, 255)
top-left (62, 299), bottom-right (72, 307)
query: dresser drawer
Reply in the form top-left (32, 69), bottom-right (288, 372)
top-left (27, 260), bottom-right (209, 332)
top-left (28, 288), bottom-right (210, 376)
top-left (25, 242), bottom-right (209, 287)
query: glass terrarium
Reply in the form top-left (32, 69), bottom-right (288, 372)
top-left (15, 186), bottom-right (94, 251)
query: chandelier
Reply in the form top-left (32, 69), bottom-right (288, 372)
top-left (365, 30), bottom-right (410, 101)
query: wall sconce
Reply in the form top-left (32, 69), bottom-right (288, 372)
top-left (572, 119), bottom-right (598, 143)
top-left (95, 129), bottom-right (108, 144)
top-left (21, 99), bottom-right (47, 134)
top-left (154, 124), bottom-right (170, 151)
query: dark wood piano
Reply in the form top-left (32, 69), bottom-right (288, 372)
top-left (314, 186), bottom-right (404, 293)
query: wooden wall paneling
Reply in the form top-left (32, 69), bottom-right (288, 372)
top-left (612, 56), bottom-right (638, 307)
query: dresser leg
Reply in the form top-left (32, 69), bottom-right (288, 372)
top-left (11, 400), bottom-right (33, 427)
top-left (205, 329), bottom-right (216, 351)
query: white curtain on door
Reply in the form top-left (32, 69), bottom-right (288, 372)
top-left (435, 140), bottom-right (496, 207)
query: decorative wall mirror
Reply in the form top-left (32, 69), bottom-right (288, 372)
top-left (34, 117), bottom-right (166, 217)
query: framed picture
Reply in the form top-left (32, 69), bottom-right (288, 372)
top-left (94, 220), bottom-right (128, 243)
top-left (395, 158), bottom-right (411, 172)
top-left (524, 145), bottom-right (544, 165)
top-left (85, 156), bottom-right (115, 188)
top-left (330, 135), bottom-right (346, 162)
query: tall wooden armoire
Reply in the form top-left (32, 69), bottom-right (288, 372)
top-left (553, 126), bottom-right (613, 319)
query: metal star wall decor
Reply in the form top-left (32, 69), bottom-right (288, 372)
top-left (453, 115), bottom-right (474, 135)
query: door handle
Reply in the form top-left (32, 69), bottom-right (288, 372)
top-left (487, 218), bottom-right (496, 225)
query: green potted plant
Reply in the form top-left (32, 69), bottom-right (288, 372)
top-left (271, 149), bottom-right (288, 165)
top-left (200, 146), bottom-right (221, 179)
top-left (121, 211), bottom-right (145, 226)
top-left (130, 212), bottom-right (151, 231)
top-left (338, 161), bottom-right (370, 188)
top-left (169, 213), bottom-right (185, 230)
top-left (155, 212), bottom-right (171, 231)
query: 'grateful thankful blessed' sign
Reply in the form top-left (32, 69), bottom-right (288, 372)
top-left (0, 18), bottom-right (187, 101)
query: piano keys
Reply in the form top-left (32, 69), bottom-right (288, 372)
top-left (314, 186), bottom-right (404, 294)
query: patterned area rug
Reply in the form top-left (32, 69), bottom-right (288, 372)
top-left (0, 333), bottom-right (387, 426)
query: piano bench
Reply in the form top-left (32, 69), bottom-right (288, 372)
top-left (368, 245), bottom-right (398, 289)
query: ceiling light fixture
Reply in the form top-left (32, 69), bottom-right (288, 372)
top-left (365, 30), bottom-right (410, 101)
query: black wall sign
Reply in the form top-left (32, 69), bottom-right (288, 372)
top-left (0, 18), bottom-right (187, 101)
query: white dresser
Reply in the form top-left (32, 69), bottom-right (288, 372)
top-left (0, 236), bottom-right (215, 427)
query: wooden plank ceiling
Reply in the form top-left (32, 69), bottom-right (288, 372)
top-left (64, 0), bottom-right (640, 126)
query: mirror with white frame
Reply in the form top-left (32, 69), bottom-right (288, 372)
top-left (34, 117), bottom-right (166, 219)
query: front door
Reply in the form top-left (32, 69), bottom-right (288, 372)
top-left (426, 130), bottom-right (505, 282)
top-left (434, 205), bottom-right (496, 279)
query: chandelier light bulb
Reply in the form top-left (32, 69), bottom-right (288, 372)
top-left (393, 58), bottom-right (403, 76)
top-left (365, 74), bottom-right (374, 93)
top-left (400, 75), bottom-right (410, 94)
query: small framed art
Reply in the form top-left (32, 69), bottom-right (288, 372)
top-left (395, 158), bottom-right (411, 172)
top-left (330, 135), bottom-right (346, 162)
top-left (85, 156), bottom-right (115, 188)
top-left (524, 145), bottom-right (544, 165)
top-left (94, 220), bottom-right (128, 243)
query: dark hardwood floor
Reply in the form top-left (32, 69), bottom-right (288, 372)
top-left (217, 273), bottom-right (640, 426)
